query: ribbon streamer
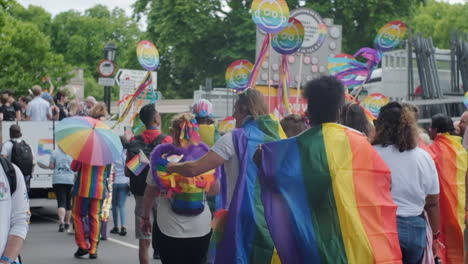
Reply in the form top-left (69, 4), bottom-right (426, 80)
top-left (113, 71), bottom-right (152, 128)
top-left (276, 55), bottom-right (291, 117)
top-left (247, 34), bottom-right (271, 89)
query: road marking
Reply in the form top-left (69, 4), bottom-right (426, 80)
top-left (107, 238), bottom-right (138, 250)
top-left (33, 213), bottom-right (139, 250)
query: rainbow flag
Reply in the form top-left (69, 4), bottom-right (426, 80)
top-left (212, 115), bottom-right (286, 264)
top-left (430, 133), bottom-right (467, 264)
top-left (38, 138), bottom-right (54, 155)
top-left (258, 123), bottom-right (402, 263)
top-left (126, 150), bottom-right (149, 176)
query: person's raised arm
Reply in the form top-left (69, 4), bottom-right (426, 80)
top-left (167, 150), bottom-right (226, 177)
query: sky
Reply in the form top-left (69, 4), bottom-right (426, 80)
top-left (16, 0), bottom-right (468, 17)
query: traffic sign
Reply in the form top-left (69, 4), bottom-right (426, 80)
top-left (98, 59), bottom-right (115, 77)
top-left (98, 77), bottom-right (115, 86)
top-left (115, 69), bottom-right (157, 89)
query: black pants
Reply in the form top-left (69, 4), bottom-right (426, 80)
top-left (152, 209), bottom-right (159, 253)
top-left (154, 221), bottom-right (211, 264)
top-left (53, 184), bottom-right (73, 210)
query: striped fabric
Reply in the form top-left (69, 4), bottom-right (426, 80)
top-left (213, 115), bottom-right (286, 264)
top-left (72, 197), bottom-right (103, 254)
top-left (258, 123), bottom-right (402, 263)
top-left (72, 161), bottom-right (111, 200)
top-left (430, 133), bottom-right (467, 264)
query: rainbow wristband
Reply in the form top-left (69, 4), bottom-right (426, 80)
top-left (0, 256), bottom-right (18, 264)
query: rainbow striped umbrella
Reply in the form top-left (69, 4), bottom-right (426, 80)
top-left (55, 116), bottom-right (123, 165)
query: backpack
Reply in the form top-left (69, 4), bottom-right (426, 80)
top-left (0, 156), bottom-right (17, 195)
top-left (125, 134), bottom-right (167, 196)
top-left (10, 140), bottom-right (34, 177)
top-left (153, 143), bottom-right (216, 216)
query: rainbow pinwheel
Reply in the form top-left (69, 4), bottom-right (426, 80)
top-left (55, 116), bottom-right (123, 165)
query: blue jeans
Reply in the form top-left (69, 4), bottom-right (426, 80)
top-left (397, 215), bottom-right (427, 264)
top-left (112, 184), bottom-right (129, 227)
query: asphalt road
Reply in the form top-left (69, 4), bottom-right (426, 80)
top-left (22, 197), bottom-right (162, 264)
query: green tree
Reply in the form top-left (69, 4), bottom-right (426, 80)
top-left (134, 0), bottom-right (257, 98)
top-left (134, 0), bottom-right (422, 99)
top-left (297, 0), bottom-right (423, 53)
top-left (0, 14), bottom-right (72, 95)
top-left (49, 5), bottom-right (143, 100)
top-left (411, 0), bottom-right (468, 49)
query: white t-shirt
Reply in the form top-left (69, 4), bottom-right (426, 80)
top-left (211, 132), bottom-right (239, 207)
top-left (26, 97), bottom-right (50, 121)
top-left (374, 145), bottom-right (439, 217)
top-left (146, 171), bottom-right (211, 238)
top-left (0, 163), bottom-right (29, 259)
top-left (1, 138), bottom-right (24, 161)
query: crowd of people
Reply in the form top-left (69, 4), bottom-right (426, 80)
top-left (1, 75), bottom-right (468, 264)
top-left (0, 82), bottom-right (104, 122)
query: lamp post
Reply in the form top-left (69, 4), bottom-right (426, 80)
top-left (103, 43), bottom-right (116, 114)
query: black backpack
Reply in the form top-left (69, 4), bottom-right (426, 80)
top-left (125, 134), bottom-right (166, 196)
top-left (11, 140), bottom-right (34, 177)
top-left (0, 156), bottom-right (17, 195)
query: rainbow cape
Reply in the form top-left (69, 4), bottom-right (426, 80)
top-left (212, 115), bottom-right (286, 264)
top-left (199, 124), bottom-right (220, 147)
top-left (258, 123), bottom-right (402, 263)
top-left (430, 133), bottom-right (467, 264)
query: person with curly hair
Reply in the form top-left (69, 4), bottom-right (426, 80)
top-left (373, 102), bottom-right (440, 264)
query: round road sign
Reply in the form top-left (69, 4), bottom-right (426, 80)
top-left (98, 59), bottom-right (115, 77)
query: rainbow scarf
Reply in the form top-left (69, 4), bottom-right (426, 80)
top-left (258, 123), bottom-right (402, 263)
top-left (211, 115), bottom-right (286, 264)
top-left (430, 133), bottom-right (467, 264)
top-left (198, 124), bottom-right (220, 147)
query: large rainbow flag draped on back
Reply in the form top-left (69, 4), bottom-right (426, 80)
top-left (430, 133), bottom-right (467, 264)
top-left (258, 123), bottom-right (402, 263)
top-left (212, 115), bottom-right (286, 264)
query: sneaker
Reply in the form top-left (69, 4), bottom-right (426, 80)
top-left (89, 253), bottom-right (98, 259)
top-left (74, 248), bottom-right (89, 258)
top-left (58, 224), bottom-right (64, 232)
top-left (119, 227), bottom-right (127, 236)
top-left (64, 223), bottom-right (70, 231)
top-left (110, 227), bottom-right (119, 234)
top-left (153, 251), bottom-right (160, 260)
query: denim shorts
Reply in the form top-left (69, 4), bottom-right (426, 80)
top-left (397, 215), bottom-right (427, 264)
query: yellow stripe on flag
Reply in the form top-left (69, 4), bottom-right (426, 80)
top-left (322, 123), bottom-right (373, 264)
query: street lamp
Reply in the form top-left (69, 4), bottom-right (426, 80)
top-left (104, 43), bottom-right (117, 61)
top-left (103, 43), bottom-right (116, 114)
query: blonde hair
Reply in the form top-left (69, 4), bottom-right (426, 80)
top-left (67, 99), bottom-right (79, 116)
top-left (171, 112), bottom-right (199, 147)
top-left (235, 89), bottom-right (268, 120)
top-left (89, 102), bottom-right (108, 120)
top-left (32, 85), bottom-right (42, 96)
